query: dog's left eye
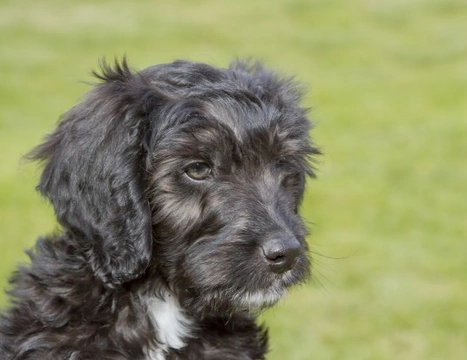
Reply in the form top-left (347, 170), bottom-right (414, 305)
top-left (185, 162), bottom-right (212, 181)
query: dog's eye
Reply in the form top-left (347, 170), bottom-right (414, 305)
top-left (185, 162), bottom-right (212, 181)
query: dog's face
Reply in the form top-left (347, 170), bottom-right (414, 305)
top-left (145, 65), bottom-right (318, 314)
top-left (32, 59), bottom-right (318, 315)
top-left (149, 106), bottom-right (311, 312)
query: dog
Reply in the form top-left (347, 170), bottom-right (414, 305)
top-left (0, 59), bottom-right (319, 359)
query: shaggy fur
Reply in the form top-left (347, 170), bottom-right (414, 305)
top-left (0, 59), bottom-right (319, 359)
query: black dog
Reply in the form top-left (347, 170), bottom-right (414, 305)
top-left (0, 59), bottom-right (319, 359)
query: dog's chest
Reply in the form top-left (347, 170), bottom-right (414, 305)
top-left (146, 292), bottom-right (193, 360)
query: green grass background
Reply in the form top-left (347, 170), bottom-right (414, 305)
top-left (1, 0), bottom-right (466, 359)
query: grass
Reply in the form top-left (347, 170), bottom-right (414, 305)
top-left (1, 0), bottom-right (466, 358)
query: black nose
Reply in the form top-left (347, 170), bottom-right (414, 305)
top-left (261, 236), bottom-right (302, 274)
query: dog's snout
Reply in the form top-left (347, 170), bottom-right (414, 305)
top-left (261, 237), bottom-right (302, 274)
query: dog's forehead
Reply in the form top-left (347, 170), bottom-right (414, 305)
top-left (201, 94), bottom-right (276, 139)
top-left (146, 61), bottom-right (312, 166)
top-left (153, 92), bottom-right (309, 165)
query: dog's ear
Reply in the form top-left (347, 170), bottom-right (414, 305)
top-left (29, 59), bottom-right (166, 288)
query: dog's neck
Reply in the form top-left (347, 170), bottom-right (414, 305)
top-left (146, 290), bottom-right (193, 360)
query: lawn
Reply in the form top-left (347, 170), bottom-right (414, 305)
top-left (1, 0), bottom-right (466, 359)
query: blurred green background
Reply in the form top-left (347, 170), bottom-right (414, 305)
top-left (1, 0), bottom-right (466, 359)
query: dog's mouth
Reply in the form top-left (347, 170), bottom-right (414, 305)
top-left (177, 236), bottom-right (310, 315)
top-left (225, 272), bottom-right (303, 312)
top-left (179, 273), bottom-right (294, 316)
top-left (193, 262), bottom-right (309, 314)
top-left (236, 254), bottom-right (311, 311)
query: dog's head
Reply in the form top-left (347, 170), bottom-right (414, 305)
top-left (31, 59), bottom-right (319, 313)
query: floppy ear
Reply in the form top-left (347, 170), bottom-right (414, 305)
top-left (30, 59), bottom-right (166, 288)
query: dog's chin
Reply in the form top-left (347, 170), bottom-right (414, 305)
top-left (191, 286), bottom-right (287, 316)
top-left (236, 287), bottom-right (287, 313)
top-left (216, 273), bottom-right (307, 314)
top-left (179, 255), bottom-right (310, 316)
top-left (236, 269), bottom-right (307, 312)
top-left (180, 283), bottom-right (286, 316)
top-left (236, 261), bottom-right (311, 313)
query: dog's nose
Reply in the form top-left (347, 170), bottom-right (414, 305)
top-left (261, 237), bottom-right (302, 274)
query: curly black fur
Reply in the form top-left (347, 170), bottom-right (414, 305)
top-left (0, 59), bottom-right (319, 359)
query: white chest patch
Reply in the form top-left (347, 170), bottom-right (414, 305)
top-left (146, 291), bottom-right (193, 360)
